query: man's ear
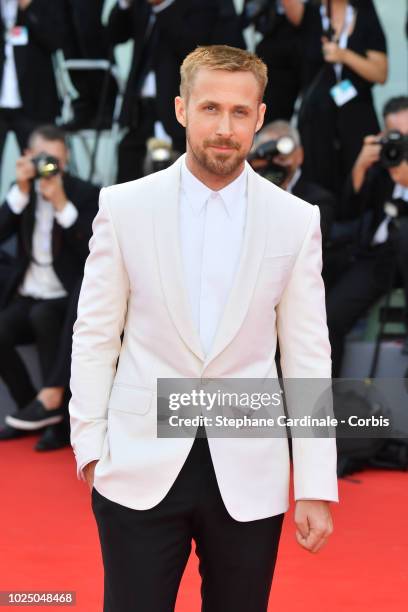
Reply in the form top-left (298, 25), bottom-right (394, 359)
top-left (255, 103), bottom-right (266, 133)
top-left (175, 96), bottom-right (187, 128)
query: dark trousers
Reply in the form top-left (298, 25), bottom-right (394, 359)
top-left (0, 109), bottom-right (39, 173)
top-left (92, 434), bottom-right (284, 612)
top-left (0, 294), bottom-right (68, 408)
top-left (326, 243), bottom-right (397, 377)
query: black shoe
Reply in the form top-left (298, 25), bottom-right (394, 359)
top-left (35, 422), bottom-right (70, 452)
top-left (5, 399), bottom-right (65, 431)
top-left (0, 425), bottom-right (35, 440)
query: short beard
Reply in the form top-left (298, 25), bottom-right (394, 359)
top-left (186, 127), bottom-right (247, 177)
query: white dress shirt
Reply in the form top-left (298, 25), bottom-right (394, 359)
top-left (5, 183), bottom-right (79, 299)
top-left (0, 0), bottom-right (22, 108)
top-left (179, 160), bottom-right (247, 355)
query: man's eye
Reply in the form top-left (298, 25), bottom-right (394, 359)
top-left (206, 105), bottom-right (216, 111)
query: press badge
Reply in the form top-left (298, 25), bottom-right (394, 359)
top-left (6, 26), bottom-right (29, 46)
top-left (330, 79), bottom-right (357, 107)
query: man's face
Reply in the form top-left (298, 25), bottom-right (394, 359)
top-left (26, 136), bottom-right (68, 172)
top-left (175, 68), bottom-right (265, 178)
top-left (384, 109), bottom-right (408, 187)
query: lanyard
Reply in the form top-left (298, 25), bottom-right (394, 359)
top-left (320, 3), bottom-right (355, 82)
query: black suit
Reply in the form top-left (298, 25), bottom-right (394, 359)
top-left (61, 0), bottom-right (116, 126)
top-left (107, 0), bottom-right (220, 182)
top-left (0, 0), bottom-right (63, 160)
top-left (326, 164), bottom-right (407, 377)
top-left (0, 174), bottom-right (99, 407)
top-left (291, 174), bottom-right (335, 244)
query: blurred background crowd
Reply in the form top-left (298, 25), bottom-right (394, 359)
top-left (0, 0), bottom-right (407, 469)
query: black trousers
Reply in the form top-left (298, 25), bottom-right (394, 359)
top-left (92, 434), bottom-right (285, 612)
top-left (0, 294), bottom-right (68, 408)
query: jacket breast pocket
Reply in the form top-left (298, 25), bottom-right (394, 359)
top-left (257, 254), bottom-right (294, 292)
top-left (108, 383), bottom-right (153, 416)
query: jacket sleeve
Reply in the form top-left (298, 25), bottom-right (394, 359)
top-left (0, 201), bottom-right (19, 245)
top-left (69, 188), bottom-right (130, 480)
top-left (276, 206), bottom-right (339, 503)
top-left (107, 2), bottom-right (135, 46)
top-left (58, 186), bottom-right (100, 263)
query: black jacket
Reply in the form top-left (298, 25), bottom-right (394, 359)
top-left (62, 0), bottom-right (111, 59)
top-left (340, 164), bottom-right (396, 247)
top-left (107, 0), bottom-right (221, 143)
top-left (0, 0), bottom-right (63, 121)
top-left (292, 175), bottom-right (335, 244)
top-left (0, 174), bottom-right (99, 307)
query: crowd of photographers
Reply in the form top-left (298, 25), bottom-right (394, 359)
top-left (0, 0), bottom-right (407, 452)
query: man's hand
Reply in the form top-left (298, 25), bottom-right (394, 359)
top-left (16, 155), bottom-right (36, 195)
top-left (39, 174), bottom-right (68, 212)
top-left (18, 0), bottom-right (32, 10)
top-left (83, 460), bottom-right (98, 491)
top-left (352, 134), bottom-right (382, 192)
top-left (294, 500), bottom-right (334, 553)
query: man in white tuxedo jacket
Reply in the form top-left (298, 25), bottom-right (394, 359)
top-left (69, 45), bottom-right (339, 612)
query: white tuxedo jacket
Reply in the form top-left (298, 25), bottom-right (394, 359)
top-left (69, 156), bottom-right (339, 521)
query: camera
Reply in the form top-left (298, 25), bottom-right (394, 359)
top-left (31, 154), bottom-right (60, 179)
top-left (379, 131), bottom-right (408, 168)
top-left (248, 136), bottom-right (296, 186)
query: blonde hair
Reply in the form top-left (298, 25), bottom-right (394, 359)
top-left (180, 45), bottom-right (268, 102)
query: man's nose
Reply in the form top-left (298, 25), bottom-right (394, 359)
top-left (215, 113), bottom-right (233, 137)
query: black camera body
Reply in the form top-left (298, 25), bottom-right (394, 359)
top-left (248, 136), bottom-right (296, 186)
top-left (379, 131), bottom-right (408, 168)
top-left (31, 154), bottom-right (60, 179)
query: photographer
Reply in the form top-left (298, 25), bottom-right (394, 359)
top-left (0, 0), bottom-right (64, 168)
top-left (107, 0), bottom-right (220, 183)
top-left (326, 96), bottom-right (408, 377)
top-left (282, 0), bottom-right (388, 197)
top-left (0, 125), bottom-right (99, 449)
top-left (249, 120), bottom-right (335, 243)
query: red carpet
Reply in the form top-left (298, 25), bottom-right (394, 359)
top-left (1, 437), bottom-right (407, 611)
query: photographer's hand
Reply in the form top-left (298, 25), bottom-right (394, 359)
top-left (352, 134), bottom-right (382, 192)
top-left (321, 37), bottom-right (345, 64)
top-left (16, 155), bottom-right (35, 195)
top-left (39, 174), bottom-right (68, 212)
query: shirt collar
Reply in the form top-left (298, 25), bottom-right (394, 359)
top-left (181, 157), bottom-right (247, 217)
top-left (392, 182), bottom-right (408, 202)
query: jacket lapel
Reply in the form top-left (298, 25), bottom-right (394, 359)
top-left (153, 158), bottom-right (268, 367)
top-left (153, 156), bottom-right (206, 362)
top-left (203, 164), bottom-right (268, 370)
